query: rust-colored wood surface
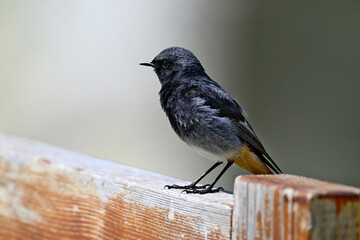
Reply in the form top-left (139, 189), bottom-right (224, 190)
top-left (232, 175), bottom-right (360, 240)
top-left (1, 133), bottom-right (360, 240)
top-left (0, 133), bottom-right (233, 240)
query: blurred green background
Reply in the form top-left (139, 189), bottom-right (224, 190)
top-left (1, 1), bottom-right (359, 190)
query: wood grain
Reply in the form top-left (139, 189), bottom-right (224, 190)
top-left (0, 133), bottom-right (233, 240)
top-left (232, 175), bottom-right (360, 240)
top-left (1, 132), bottom-right (359, 240)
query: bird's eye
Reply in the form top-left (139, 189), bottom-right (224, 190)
top-left (162, 61), bottom-right (170, 69)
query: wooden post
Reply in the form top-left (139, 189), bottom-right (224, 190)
top-left (0, 132), bottom-right (359, 240)
top-left (232, 175), bottom-right (360, 240)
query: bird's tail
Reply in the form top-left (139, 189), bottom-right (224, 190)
top-left (232, 145), bottom-right (273, 174)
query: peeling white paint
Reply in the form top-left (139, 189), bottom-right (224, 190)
top-left (168, 209), bottom-right (175, 220)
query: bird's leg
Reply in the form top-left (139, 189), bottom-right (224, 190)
top-left (183, 160), bottom-right (234, 194)
top-left (164, 161), bottom-right (222, 190)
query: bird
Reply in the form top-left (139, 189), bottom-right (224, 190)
top-left (140, 47), bottom-right (282, 194)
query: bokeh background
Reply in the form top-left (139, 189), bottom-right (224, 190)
top-left (1, 1), bottom-right (359, 190)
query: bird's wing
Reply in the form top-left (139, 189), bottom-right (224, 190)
top-left (235, 121), bottom-right (282, 174)
top-left (192, 82), bottom-right (282, 174)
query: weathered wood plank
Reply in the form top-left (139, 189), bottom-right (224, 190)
top-left (232, 175), bottom-right (360, 240)
top-left (0, 133), bottom-right (233, 240)
top-left (2, 132), bottom-right (360, 240)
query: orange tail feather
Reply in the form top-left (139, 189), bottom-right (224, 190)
top-left (231, 145), bottom-right (272, 174)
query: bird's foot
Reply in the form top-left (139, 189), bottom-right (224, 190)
top-left (164, 183), bottom-right (210, 190)
top-left (182, 186), bottom-right (224, 194)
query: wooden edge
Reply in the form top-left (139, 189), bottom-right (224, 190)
top-left (232, 174), bottom-right (360, 240)
top-left (0, 133), bottom-right (233, 240)
top-left (237, 174), bottom-right (360, 197)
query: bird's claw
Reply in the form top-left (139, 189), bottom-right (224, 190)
top-left (164, 183), bottom-right (210, 190)
top-left (181, 187), bottom-right (224, 194)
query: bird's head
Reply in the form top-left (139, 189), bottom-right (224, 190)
top-left (140, 47), bottom-right (205, 84)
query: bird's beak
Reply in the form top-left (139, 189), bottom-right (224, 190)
top-left (140, 62), bottom-right (155, 67)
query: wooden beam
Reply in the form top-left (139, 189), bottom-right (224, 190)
top-left (232, 175), bottom-right (360, 240)
top-left (1, 132), bottom-right (359, 240)
top-left (0, 133), bottom-right (233, 240)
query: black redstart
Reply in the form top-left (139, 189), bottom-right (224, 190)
top-left (140, 47), bottom-right (282, 194)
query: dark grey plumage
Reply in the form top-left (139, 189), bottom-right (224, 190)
top-left (140, 47), bottom-right (282, 194)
